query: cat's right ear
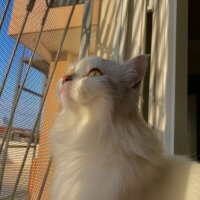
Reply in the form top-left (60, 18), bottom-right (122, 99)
top-left (123, 55), bottom-right (149, 88)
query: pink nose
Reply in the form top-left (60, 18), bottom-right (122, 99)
top-left (62, 75), bottom-right (72, 84)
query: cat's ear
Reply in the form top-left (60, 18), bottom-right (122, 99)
top-left (123, 55), bottom-right (149, 88)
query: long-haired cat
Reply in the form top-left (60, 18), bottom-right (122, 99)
top-left (50, 55), bottom-right (200, 200)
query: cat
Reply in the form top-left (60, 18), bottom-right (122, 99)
top-left (50, 55), bottom-right (200, 200)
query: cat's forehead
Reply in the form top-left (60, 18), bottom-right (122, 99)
top-left (74, 56), bottom-right (106, 73)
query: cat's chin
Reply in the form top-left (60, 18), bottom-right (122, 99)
top-left (57, 83), bottom-right (78, 109)
top-left (61, 95), bottom-right (111, 116)
top-left (61, 97), bottom-right (93, 109)
top-left (61, 97), bottom-right (79, 112)
top-left (60, 94), bottom-right (91, 111)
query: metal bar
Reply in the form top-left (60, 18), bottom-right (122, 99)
top-left (79, 0), bottom-right (94, 59)
top-left (10, 2), bottom-right (78, 198)
top-left (8, 145), bottom-right (35, 148)
top-left (0, 1), bottom-right (48, 194)
top-left (9, 47), bottom-right (25, 140)
top-left (26, 0), bottom-right (37, 12)
top-left (37, 157), bottom-right (52, 200)
top-left (0, 0), bottom-right (37, 96)
top-left (48, 0), bottom-right (55, 8)
top-left (21, 87), bottom-right (43, 98)
top-left (0, 0), bottom-right (11, 30)
top-left (45, 0), bottom-right (49, 7)
top-left (50, 0), bottom-right (84, 7)
top-left (27, 133), bottom-right (39, 200)
top-left (28, 75), bottom-right (46, 198)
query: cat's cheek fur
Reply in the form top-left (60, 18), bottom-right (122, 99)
top-left (57, 79), bottom-right (91, 107)
top-left (64, 79), bottom-right (85, 103)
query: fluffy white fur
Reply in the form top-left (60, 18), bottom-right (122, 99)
top-left (50, 55), bottom-right (200, 200)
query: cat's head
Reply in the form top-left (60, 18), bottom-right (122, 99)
top-left (57, 55), bottom-right (148, 115)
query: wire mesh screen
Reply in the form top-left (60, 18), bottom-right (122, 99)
top-left (0, 0), bottom-right (96, 199)
top-left (0, 1), bottom-right (48, 198)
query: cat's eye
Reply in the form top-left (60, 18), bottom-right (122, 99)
top-left (88, 68), bottom-right (102, 77)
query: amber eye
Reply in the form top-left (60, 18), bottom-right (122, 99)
top-left (88, 68), bottom-right (102, 77)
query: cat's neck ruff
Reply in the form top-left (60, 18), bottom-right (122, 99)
top-left (51, 103), bottom-right (165, 200)
top-left (55, 96), bottom-right (163, 165)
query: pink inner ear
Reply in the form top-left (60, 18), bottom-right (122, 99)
top-left (133, 55), bottom-right (148, 78)
top-left (126, 55), bottom-right (149, 87)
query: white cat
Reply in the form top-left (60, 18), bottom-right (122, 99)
top-left (50, 55), bottom-right (200, 200)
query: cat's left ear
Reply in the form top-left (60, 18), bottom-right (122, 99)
top-left (123, 54), bottom-right (149, 88)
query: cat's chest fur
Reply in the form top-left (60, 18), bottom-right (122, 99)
top-left (50, 111), bottom-right (162, 200)
top-left (50, 112), bottom-right (200, 200)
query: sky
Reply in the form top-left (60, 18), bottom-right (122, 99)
top-left (0, 0), bottom-right (45, 130)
